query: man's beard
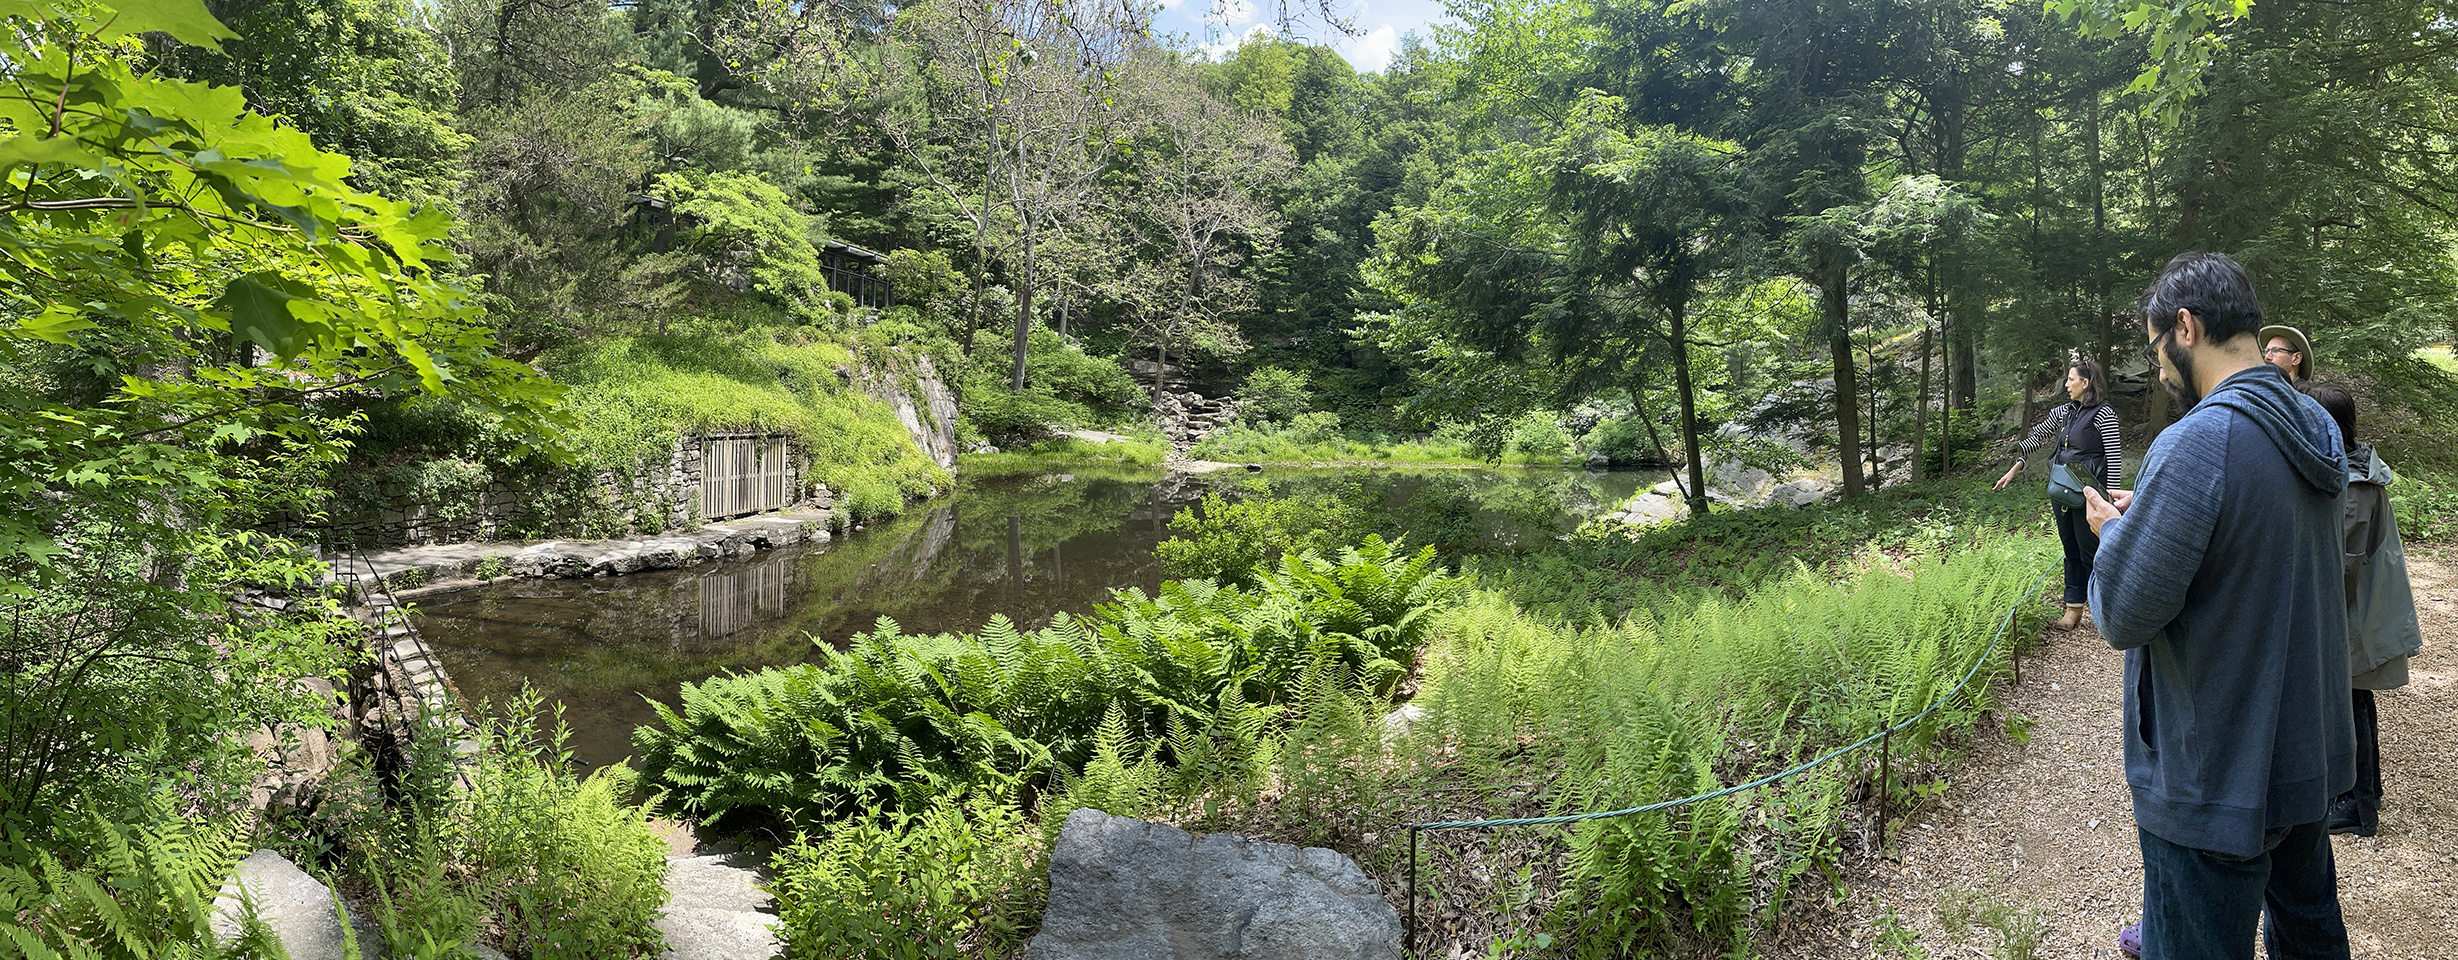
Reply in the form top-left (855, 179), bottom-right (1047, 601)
top-left (2161, 336), bottom-right (2201, 408)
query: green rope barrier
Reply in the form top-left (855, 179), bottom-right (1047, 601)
top-left (1402, 567), bottom-right (2055, 953)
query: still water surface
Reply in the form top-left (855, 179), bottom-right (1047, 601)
top-left (417, 466), bottom-right (1656, 768)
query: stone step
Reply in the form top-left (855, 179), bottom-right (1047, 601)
top-left (659, 854), bottom-right (777, 960)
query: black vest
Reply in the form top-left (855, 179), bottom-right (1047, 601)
top-left (2050, 402), bottom-right (2109, 488)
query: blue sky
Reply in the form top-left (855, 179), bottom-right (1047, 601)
top-left (1148, 0), bottom-right (1454, 73)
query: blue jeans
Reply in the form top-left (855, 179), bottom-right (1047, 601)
top-left (2139, 821), bottom-right (2350, 960)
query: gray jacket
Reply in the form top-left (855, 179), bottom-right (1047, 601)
top-left (2343, 443), bottom-right (2423, 689)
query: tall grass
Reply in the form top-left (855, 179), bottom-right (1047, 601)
top-left (1189, 421), bottom-right (1485, 464)
top-left (958, 435), bottom-right (1170, 474)
top-left (1383, 533), bottom-right (2054, 954)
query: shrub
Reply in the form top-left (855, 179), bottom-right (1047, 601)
top-left (1501, 410), bottom-right (1572, 463)
top-left (958, 378), bottom-right (1088, 447)
top-left (0, 524), bottom-right (354, 833)
top-left (1155, 488), bottom-right (1366, 584)
top-left (768, 796), bottom-right (1045, 959)
top-left (455, 717), bottom-right (669, 958)
top-left (657, 170), bottom-right (836, 325)
top-left (1241, 367), bottom-right (1313, 424)
top-left (2393, 467), bottom-right (2458, 542)
top-left (334, 697), bottom-right (671, 959)
top-left (881, 249), bottom-right (967, 342)
top-left (1285, 410), bottom-right (1343, 444)
top-left (1582, 416), bottom-right (1655, 466)
top-left (959, 328), bottom-right (1144, 443)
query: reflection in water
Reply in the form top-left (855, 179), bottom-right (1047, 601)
top-left (417, 467), bottom-right (1655, 769)
top-left (699, 559), bottom-right (791, 641)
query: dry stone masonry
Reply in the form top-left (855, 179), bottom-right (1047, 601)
top-left (1154, 389), bottom-right (1239, 455)
top-left (274, 434), bottom-right (820, 550)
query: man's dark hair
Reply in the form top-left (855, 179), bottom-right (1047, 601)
top-left (2307, 385), bottom-right (2356, 442)
top-left (2140, 252), bottom-right (2264, 342)
top-left (2071, 359), bottom-right (2108, 406)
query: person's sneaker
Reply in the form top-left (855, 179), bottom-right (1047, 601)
top-left (2325, 797), bottom-right (2376, 836)
top-left (2118, 921), bottom-right (2142, 958)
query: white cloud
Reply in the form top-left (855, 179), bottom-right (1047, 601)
top-left (1334, 24), bottom-right (1397, 72)
top-left (1199, 21), bottom-right (1276, 60)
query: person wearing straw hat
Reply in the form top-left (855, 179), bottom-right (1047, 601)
top-left (2262, 324), bottom-right (2313, 383)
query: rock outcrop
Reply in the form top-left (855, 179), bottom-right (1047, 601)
top-left (853, 353), bottom-right (959, 469)
top-left (211, 850), bottom-right (380, 960)
top-left (1024, 809), bottom-right (1400, 960)
top-left (1153, 390), bottom-right (1239, 456)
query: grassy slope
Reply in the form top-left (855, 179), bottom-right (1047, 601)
top-left (545, 329), bottom-right (950, 521)
top-left (1188, 424), bottom-right (1497, 465)
top-left (957, 435), bottom-right (1171, 474)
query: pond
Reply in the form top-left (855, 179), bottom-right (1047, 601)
top-left (416, 465), bottom-right (1662, 769)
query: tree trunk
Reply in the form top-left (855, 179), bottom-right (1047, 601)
top-left (1940, 307), bottom-right (1953, 474)
top-left (1866, 340), bottom-right (1881, 490)
top-left (1151, 342), bottom-right (1167, 405)
top-left (1950, 314), bottom-right (1978, 410)
top-left (1936, 71), bottom-right (1978, 414)
top-left (1913, 271), bottom-right (1934, 483)
top-left (1669, 301), bottom-right (1708, 516)
top-left (2088, 87), bottom-right (2113, 376)
top-left (1010, 231), bottom-right (1034, 392)
top-left (1818, 266), bottom-right (1864, 498)
top-left (1629, 375), bottom-right (1678, 493)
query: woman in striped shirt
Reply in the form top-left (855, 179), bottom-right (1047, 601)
top-left (1993, 360), bottom-right (2124, 630)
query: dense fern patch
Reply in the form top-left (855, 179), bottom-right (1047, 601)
top-left (632, 537), bottom-right (1456, 828)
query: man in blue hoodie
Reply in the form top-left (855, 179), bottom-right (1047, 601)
top-left (2084, 252), bottom-right (2354, 960)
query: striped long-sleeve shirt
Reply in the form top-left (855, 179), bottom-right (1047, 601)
top-left (2016, 402), bottom-right (2125, 488)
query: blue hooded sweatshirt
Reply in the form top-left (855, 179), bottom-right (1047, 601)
top-left (2088, 363), bottom-right (2354, 858)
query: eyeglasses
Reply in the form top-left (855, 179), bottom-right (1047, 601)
top-left (2145, 328), bottom-right (2174, 364)
top-left (2262, 346), bottom-right (2301, 358)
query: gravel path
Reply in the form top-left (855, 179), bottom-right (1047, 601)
top-left (1764, 545), bottom-right (2458, 960)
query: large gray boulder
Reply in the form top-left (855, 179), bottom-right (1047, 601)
top-left (211, 849), bottom-right (380, 960)
top-left (1024, 809), bottom-right (1400, 960)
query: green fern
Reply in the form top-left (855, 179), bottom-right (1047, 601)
top-left (0, 813), bottom-right (284, 960)
top-left (635, 542), bottom-right (1460, 828)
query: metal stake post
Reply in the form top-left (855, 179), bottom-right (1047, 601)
top-left (1877, 724), bottom-right (1892, 849)
top-left (1406, 825), bottom-right (1420, 957)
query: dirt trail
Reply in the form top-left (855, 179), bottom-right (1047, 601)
top-left (1765, 546), bottom-right (2458, 960)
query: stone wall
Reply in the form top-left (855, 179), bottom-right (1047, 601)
top-left (285, 434), bottom-right (814, 549)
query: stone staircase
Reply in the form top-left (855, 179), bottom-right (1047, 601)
top-left (1155, 388), bottom-right (1240, 455)
top-left (656, 854), bottom-right (779, 960)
